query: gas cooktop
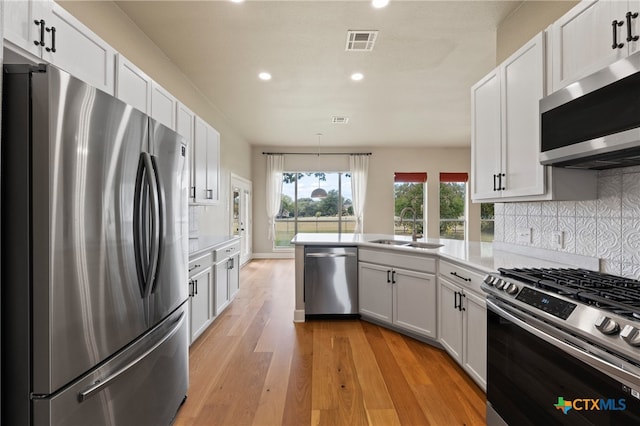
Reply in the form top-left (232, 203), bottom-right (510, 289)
top-left (497, 268), bottom-right (640, 320)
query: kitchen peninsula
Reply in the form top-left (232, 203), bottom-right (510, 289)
top-left (293, 232), bottom-right (601, 390)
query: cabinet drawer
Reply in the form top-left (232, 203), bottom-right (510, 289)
top-left (439, 260), bottom-right (485, 295)
top-left (214, 241), bottom-right (240, 261)
top-left (359, 248), bottom-right (436, 273)
top-left (189, 252), bottom-right (213, 277)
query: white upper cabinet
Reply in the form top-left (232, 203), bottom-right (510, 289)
top-left (552, 0), bottom-right (640, 92)
top-left (471, 70), bottom-right (502, 200)
top-left (3, 0), bottom-right (51, 57)
top-left (176, 102), bottom-right (196, 202)
top-left (45, 3), bottom-right (115, 94)
top-left (151, 82), bottom-right (177, 130)
top-left (194, 117), bottom-right (221, 204)
top-left (4, 1), bottom-right (115, 95)
top-left (115, 54), bottom-right (152, 114)
top-left (472, 32), bottom-right (546, 201)
top-left (471, 31), bottom-right (597, 202)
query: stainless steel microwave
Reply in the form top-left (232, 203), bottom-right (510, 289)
top-left (540, 50), bottom-right (640, 169)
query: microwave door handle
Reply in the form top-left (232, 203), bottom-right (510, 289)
top-left (487, 299), bottom-right (640, 388)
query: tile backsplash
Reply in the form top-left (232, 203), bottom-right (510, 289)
top-left (494, 166), bottom-right (640, 278)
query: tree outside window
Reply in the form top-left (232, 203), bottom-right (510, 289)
top-left (394, 173), bottom-right (426, 237)
top-left (274, 172), bottom-right (353, 248)
top-left (439, 173), bottom-right (468, 240)
top-left (480, 203), bottom-right (494, 242)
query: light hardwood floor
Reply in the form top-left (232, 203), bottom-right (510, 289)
top-left (174, 259), bottom-right (486, 426)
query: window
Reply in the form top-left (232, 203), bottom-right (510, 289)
top-left (439, 173), bottom-right (468, 241)
top-left (274, 172), bottom-right (354, 248)
top-left (480, 203), bottom-right (495, 242)
top-left (394, 172), bottom-right (426, 237)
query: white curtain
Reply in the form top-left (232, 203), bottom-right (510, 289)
top-left (350, 155), bottom-right (369, 234)
top-left (266, 154), bottom-right (285, 240)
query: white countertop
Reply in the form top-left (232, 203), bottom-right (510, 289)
top-left (291, 233), bottom-right (600, 273)
top-left (189, 235), bottom-right (240, 259)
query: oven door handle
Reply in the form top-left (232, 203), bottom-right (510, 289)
top-left (487, 298), bottom-right (640, 388)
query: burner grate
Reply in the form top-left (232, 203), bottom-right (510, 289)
top-left (498, 267), bottom-right (640, 320)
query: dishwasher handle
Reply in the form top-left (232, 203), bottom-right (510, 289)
top-left (305, 252), bottom-right (356, 258)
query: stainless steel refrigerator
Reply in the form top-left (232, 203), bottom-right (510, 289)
top-left (1, 64), bottom-right (189, 425)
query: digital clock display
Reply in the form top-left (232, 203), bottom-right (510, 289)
top-left (515, 287), bottom-right (577, 320)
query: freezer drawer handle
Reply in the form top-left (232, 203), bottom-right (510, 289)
top-left (78, 311), bottom-right (185, 402)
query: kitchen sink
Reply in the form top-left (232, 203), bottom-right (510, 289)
top-left (405, 242), bottom-right (444, 249)
top-left (369, 239), bottom-right (443, 249)
top-left (369, 239), bottom-right (410, 246)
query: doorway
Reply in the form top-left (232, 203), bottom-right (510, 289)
top-left (231, 174), bottom-right (252, 266)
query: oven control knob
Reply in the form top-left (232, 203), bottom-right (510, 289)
top-left (484, 276), bottom-right (496, 286)
top-left (620, 325), bottom-right (640, 346)
top-left (496, 279), bottom-right (507, 290)
top-left (505, 283), bottom-right (519, 295)
top-left (594, 316), bottom-right (620, 335)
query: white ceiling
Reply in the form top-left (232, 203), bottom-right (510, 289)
top-left (115, 0), bottom-right (522, 148)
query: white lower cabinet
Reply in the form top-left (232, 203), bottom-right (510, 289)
top-left (214, 240), bottom-right (241, 315)
top-left (188, 253), bottom-right (214, 344)
top-left (438, 260), bottom-right (487, 390)
top-left (358, 248), bottom-right (437, 339)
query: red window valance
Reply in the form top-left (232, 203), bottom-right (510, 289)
top-left (440, 172), bottom-right (468, 183)
top-left (394, 172), bottom-right (427, 183)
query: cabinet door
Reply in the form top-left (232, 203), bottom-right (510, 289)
top-left (205, 125), bottom-right (221, 203)
top-left (215, 258), bottom-right (230, 315)
top-left (176, 103), bottom-right (196, 201)
top-left (193, 117), bottom-right (209, 203)
top-left (151, 81), bottom-right (177, 130)
top-left (229, 254), bottom-right (240, 300)
top-left (3, 0), bottom-right (49, 57)
top-left (501, 32), bottom-right (546, 198)
top-left (46, 3), bottom-right (115, 95)
top-left (190, 266), bottom-right (212, 344)
top-left (463, 291), bottom-right (487, 390)
top-left (393, 268), bottom-right (436, 338)
top-left (438, 278), bottom-right (463, 363)
top-left (552, 0), bottom-right (629, 91)
top-left (471, 69), bottom-right (502, 201)
top-left (115, 54), bottom-right (152, 114)
top-left (358, 262), bottom-right (392, 324)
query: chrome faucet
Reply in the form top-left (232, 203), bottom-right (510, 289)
top-left (399, 206), bottom-right (421, 241)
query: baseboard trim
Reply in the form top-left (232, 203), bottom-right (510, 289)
top-left (293, 309), bottom-right (305, 322)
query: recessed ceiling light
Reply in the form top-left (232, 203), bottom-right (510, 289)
top-left (230, 0), bottom-right (245, 3)
top-left (351, 73), bottom-right (364, 81)
top-left (372, 0), bottom-right (390, 9)
top-left (258, 72), bottom-right (272, 81)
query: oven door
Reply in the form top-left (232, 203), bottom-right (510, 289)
top-left (487, 297), bottom-right (640, 426)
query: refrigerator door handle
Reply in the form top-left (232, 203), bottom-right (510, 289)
top-left (133, 154), bottom-right (149, 297)
top-left (77, 311), bottom-right (185, 402)
top-left (143, 153), bottom-right (161, 298)
top-left (148, 155), bottom-right (164, 296)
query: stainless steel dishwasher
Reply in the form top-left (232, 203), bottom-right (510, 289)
top-left (304, 246), bottom-right (358, 318)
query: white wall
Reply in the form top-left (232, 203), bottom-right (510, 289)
top-left (58, 0), bottom-right (252, 237)
top-left (495, 167), bottom-right (640, 278)
top-left (252, 145), bottom-right (479, 256)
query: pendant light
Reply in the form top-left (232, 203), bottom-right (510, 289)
top-left (311, 133), bottom-right (327, 199)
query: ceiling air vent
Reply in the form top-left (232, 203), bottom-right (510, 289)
top-left (331, 116), bottom-right (350, 124)
top-left (345, 30), bottom-right (378, 51)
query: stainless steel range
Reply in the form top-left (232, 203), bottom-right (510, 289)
top-left (483, 267), bottom-right (640, 425)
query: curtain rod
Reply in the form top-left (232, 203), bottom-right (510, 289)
top-left (262, 152), bottom-right (372, 156)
